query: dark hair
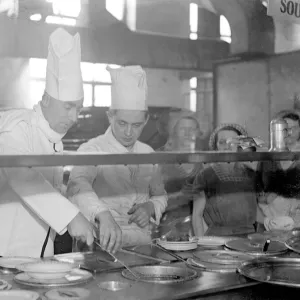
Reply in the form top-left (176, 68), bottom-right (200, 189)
top-left (208, 123), bottom-right (248, 150)
top-left (283, 112), bottom-right (300, 126)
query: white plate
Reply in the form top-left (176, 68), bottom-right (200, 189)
top-left (0, 257), bottom-right (38, 269)
top-left (196, 236), bottom-right (227, 247)
top-left (157, 240), bottom-right (198, 251)
top-left (19, 261), bottom-right (75, 280)
top-left (0, 290), bottom-right (40, 299)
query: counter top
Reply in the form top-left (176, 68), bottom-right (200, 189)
top-left (1, 248), bottom-right (300, 299)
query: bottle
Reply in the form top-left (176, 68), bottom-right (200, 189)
top-left (269, 118), bottom-right (289, 152)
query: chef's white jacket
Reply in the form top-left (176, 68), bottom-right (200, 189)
top-left (0, 104), bottom-right (79, 257)
top-left (68, 127), bottom-right (168, 246)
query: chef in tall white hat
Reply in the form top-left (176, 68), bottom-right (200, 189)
top-left (0, 28), bottom-right (94, 257)
top-left (68, 66), bottom-right (168, 252)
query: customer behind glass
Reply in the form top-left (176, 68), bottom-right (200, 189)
top-left (257, 111), bottom-right (300, 231)
top-left (192, 124), bottom-right (258, 236)
top-left (67, 66), bottom-right (168, 253)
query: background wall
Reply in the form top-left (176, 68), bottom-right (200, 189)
top-left (215, 50), bottom-right (300, 145)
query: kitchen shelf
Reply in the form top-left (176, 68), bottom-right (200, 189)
top-left (0, 151), bottom-right (299, 168)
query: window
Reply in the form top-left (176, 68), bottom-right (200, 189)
top-left (189, 3), bottom-right (198, 40)
top-left (94, 85), bottom-right (112, 107)
top-left (220, 15), bottom-right (231, 44)
top-left (106, 0), bottom-right (125, 21)
top-left (28, 58), bottom-right (119, 107)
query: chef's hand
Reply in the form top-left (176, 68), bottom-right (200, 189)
top-left (95, 211), bottom-right (122, 254)
top-left (127, 202), bottom-right (155, 228)
top-left (67, 212), bottom-right (94, 246)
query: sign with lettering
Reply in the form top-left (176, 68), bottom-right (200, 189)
top-left (268, 0), bottom-right (300, 24)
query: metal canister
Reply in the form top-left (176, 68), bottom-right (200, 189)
top-left (269, 118), bottom-right (289, 152)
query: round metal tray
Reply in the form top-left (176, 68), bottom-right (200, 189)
top-left (122, 265), bottom-right (198, 284)
top-left (285, 237), bottom-right (300, 254)
top-left (225, 238), bottom-right (288, 256)
top-left (193, 250), bottom-right (253, 265)
top-left (186, 258), bottom-right (237, 273)
top-left (238, 257), bottom-right (300, 288)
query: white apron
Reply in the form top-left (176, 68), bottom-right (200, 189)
top-left (68, 127), bottom-right (168, 247)
top-left (0, 104), bottom-right (79, 257)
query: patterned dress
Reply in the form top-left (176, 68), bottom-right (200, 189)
top-left (193, 163), bottom-right (258, 236)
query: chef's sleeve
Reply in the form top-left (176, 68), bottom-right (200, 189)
top-left (0, 124), bottom-right (79, 235)
top-left (149, 164), bottom-right (168, 225)
top-left (67, 143), bottom-right (109, 222)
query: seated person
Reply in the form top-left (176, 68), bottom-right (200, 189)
top-left (191, 123), bottom-right (258, 236)
top-left (257, 111), bottom-right (300, 231)
top-left (155, 112), bottom-right (203, 238)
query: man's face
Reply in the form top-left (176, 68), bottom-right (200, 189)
top-left (284, 118), bottom-right (300, 148)
top-left (47, 97), bottom-right (83, 134)
top-left (108, 110), bottom-right (148, 148)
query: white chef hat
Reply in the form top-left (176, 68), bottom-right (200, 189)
top-left (107, 65), bottom-right (148, 111)
top-left (45, 28), bottom-right (83, 102)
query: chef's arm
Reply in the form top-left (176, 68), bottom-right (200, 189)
top-left (0, 130), bottom-right (79, 234)
top-left (192, 191), bottom-right (206, 236)
top-left (67, 164), bottom-right (109, 223)
top-left (149, 164), bottom-right (168, 225)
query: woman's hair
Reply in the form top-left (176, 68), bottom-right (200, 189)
top-left (208, 123), bottom-right (248, 151)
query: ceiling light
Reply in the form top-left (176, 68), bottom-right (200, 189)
top-left (262, 0), bottom-right (268, 8)
top-left (30, 13), bottom-right (42, 21)
top-left (45, 15), bottom-right (76, 26)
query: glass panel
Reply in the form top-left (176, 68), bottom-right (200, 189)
top-left (106, 0), bottom-right (125, 21)
top-left (189, 33), bottom-right (198, 40)
top-left (94, 64), bottom-right (112, 83)
top-left (83, 84), bottom-right (93, 107)
top-left (190, 77), bottom-right (197, 89)
top-left (29, 58), bottom-right (47, 79)
top-left (190, 90), bottom-right (197, 112)
top-left (220, 15), bottom-right (231, 37)
top-left (29, 80), bottom-right (45, 107)
top-left (189, 3), bottom-right (198, 33)
top-left (94, 85), bottom-right (112, 107)
top-left (81, 62), bottom-right (94, 82)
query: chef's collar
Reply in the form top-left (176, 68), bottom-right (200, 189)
top-left (33, 102), bottom-right (64, 144)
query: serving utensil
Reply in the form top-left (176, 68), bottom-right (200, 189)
top-left (93, 240), bottom-right (141, 280)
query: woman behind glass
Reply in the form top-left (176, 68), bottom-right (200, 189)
top-left (156, 112), bottom-right (204, 239)
top-left (192, 123), bottom-right (258, 237)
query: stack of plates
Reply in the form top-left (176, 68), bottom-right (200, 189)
top-left (187, 250), bottom-right (253, 273)
top-left (18, 261), bottom-right (76, 280)
top-left (0, 257), bottom-right (39, 274)
top-left (156, 239), bottom-right (198, 251)
top-left (196, 236), bottom-right (231, 249)
top-left (15, 261), bottom-right (93, 287)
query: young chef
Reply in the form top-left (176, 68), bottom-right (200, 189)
top-left (0, 28), bottom-right (94, 257)
top-left (67, 66), bottom-right (168, 253)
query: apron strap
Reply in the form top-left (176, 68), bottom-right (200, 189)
top-left (40, 227), bottom-right (51, 258)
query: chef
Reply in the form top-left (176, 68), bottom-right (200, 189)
top-left (67, 66), bottom-right (168, 254)
top-left (0, 28), bottom-right (94, 257)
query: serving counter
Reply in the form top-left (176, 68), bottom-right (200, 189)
top-left (2, 247), bottom-right (300, 300)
